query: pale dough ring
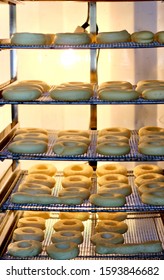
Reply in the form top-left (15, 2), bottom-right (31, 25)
top-left (138, 182), bottom-right (164, 194)
top-left (28, 163), bottom-right (57, 176)
top-left (13, 226), bottom-right (44, 242)
top-left (23, 211), bottom-right (50, 219)
top-left (17, 216), bottom-right (46, 230)
top-left (18, 183), bottom-right (52, 195)
top-left (53, 141), bottom-right (88, 156)
top-left (97, 212), bottom-right (127, 221)
top-left (63, 163), bottom-right (93, 177)
top-left (8, 140), bottom-right (48, 154)
top-left (51, 230), bottom-right (83, 244)
top-left (98, 89), bottom-right (139, 101)
top-left (61, 175), bottom-right (92, 189)
top-left (58, 187), bottom-right (90, 199)
top-left (13, 133), bottom-right (48, 143)
top-left (138, 126), bottom-right (164, 136)
top-left (133, 164), bottom-right (163, 177)
top-left (154, 31), bottom-right (164, 43)
top-left (95, 220), bottom-right (128, 234)
top-left (15, 128), bottom-right (48, 135)
top-left (99, 81), bottom-right (133, 89)
top-left (53, 219), bottom-right (84, 232)
top-left (97, 135), bottom-right (129, 144)
top-left (96, 141), bottom-right (130, 156)
top-left (131, 31), bottom-right (154, 43)
top-left (136, 79), bottom-right (164, 87)
top-left (134, 173), bottom-right (164, 186)
top-left (96, 163), bottom-right (127, 176)
top-left (58, 130), bottom-right (90, 138)
top-left (11, 192), bottom-right (61, 205)
top-left (25, 174), bottom-right (56, 188)
top-left (99, 127), bottom-right (131, 138)
top-left (46, 242), bottom-right (79, 260)
top-left (98, 174), bottom-right (128, 186)
top-left (96, 30), bottom-right (131, 43)
top-left (99, 182), bottom-right (132, 196)
top-left (91, 232), bottom-right (124, 245)
top-left (2, 86), bottom-right (42, 101)
top-left (7, 240), bottom-right (42, 258)
top-left (136, 84), bottom-right (164, 94)
top-left (96, 241), bottom-right (163, 255)
top-left (57, 135), bottom-right (90, 145)
top-left (89, 193), bottom-right (126, 207)
top-left (142, 88), bottom-right (164, 100)
top-left (54, 32), bottom-right (92, 45)
top-left (139, 135), bottom-right (164, 143)
top-left (11, 32), bottom-right (52, 45)
top-left (141, 192), bottom-right (164, 205)
top-left (50, 87), bottom-right (93, 101)
top-left (138, 141), bottom-right (164, 156)
top-left (18, 80), bottom-right (51, 92)
top-left (59, 212), bottom-right (90, 221)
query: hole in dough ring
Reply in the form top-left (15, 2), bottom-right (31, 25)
top-left (51, 230), bottom-right (83, 244)
top-left (98, 174), bottom-right (128, 186)
top-left (63, 164), bottom-right (93, 178)
top-left (46, 241), bottom-right (79, 260)
top-left (61, 175), bottom-right (92, 189)
top-left (7, 240), bottom-right (42, 257)
top-left (133, 164), bottom-right (163, 177)
top-left (96, 163), bottom-right (127, 176)
top-left (91, 231), bottom-right (124, 245)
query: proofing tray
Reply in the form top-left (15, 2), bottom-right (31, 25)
top-left (1, 170), bottom-right (164, 212)
top-left (1, 213), bottom-right (164, 260)
top-left (0, 130), bottom-right (163, 162)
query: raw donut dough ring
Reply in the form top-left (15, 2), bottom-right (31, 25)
top-left (99, 127), bottom-right (131, 138)
top-left (15, 128), bottom-right (48, 135)
top-left (13, 226), bottom-right (44, 242)
top-left (91, 232), bottom-right (124, 245)
top-left (63, 164), bottom-right (93, 177)
top-left (51, 230), bottom-right (83, 244)
top-left (96, 141), bottom-right (130, 156)
top-left (99, 182), bottom-right (132, 196)
top-left (28, 163), bottom-right (57, 176)
top-left (154, 31), bottom-right (164, 43)
top-left (133, 164), bottom-right (163, 177)
top-left (141, 191), bottom-right (164, 205)
top-left (97, 212), bottom-right (127, 221)
top-left (54, 32), bottom-right (92, 45)
top-left (53, 141), bottom-right (88, 156)
top-left (57, 135), bottom-right (90, 145)
top-left (99, 81), bottom-right (133, 89)
top-left (18, 183), bottom-right (52, 195)
top-left (53, 219), bottom-right (84, 232)
top-left (131, 31), bottom-right (154, 43)
top-left (7, 240), bottom-right (42, 257)
top-left (2, 86), bottom-right (42, 101)
top-left (13, 133), bottom-right (48, 143)
top-left (62, 175), bottom-right (92, 189)
top-left (46, 241), bottom-right (79, 260)
top-left (98, 89), bottom-right (139, 101)
top-left (142, 87), bottom-right (164, 100)
top-left (58, 187), bottom-right (90, 199)
top-left (89, 193), bottom-right (126, 207)
top-left (8, 140), bottom-right (48, 154)
top-left (96, 30), bottom-right (131, 43)
top-left (138, 141), bottom-right (164, 156)
top-left (98, 174), bottom-right (128, 186)
top-left (96, 163), bottom-right (127, 176)
top-left (95, 220), bottom-right (128, 234)
top-left (138, 182), bottom-right (164, 194)
top-left (59, 212), bottom-right (90, 221)
top-left (134, 173), bottom-right (164, 186)
top-left (17, 216), bottom-right (46, 230)
top-left (50, 86), bottom-right (93, 101)
top-left (58, 129), bottom-right (89, 138)
top-left (138, 126), bottom-right (164, 136)
top-left (25, 174), bottom-right (56, 188)
top-left (97, 135), bottom-right (129, 144)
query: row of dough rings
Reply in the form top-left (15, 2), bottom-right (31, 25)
top-left (18, 183), bottom-right (52, 195)
top-left (63, 163), bottom-right (93, 177)
top-left (138, 141), bottom-right (164, 156)
top-left (25, 174), bottom-right (56, 188)
top-left (97, 135), bottom-right (129, 144)
top-left (53, 219), bottom-right (84, 232)
top-left (58, 130), bottom-right (90, 138)
top-left (138, 182), bottom-right (164, 194)
top-left (15, 128), bottom-right (48, 135)
top-left (91, 232), bottom-right (124, 245)
top-left (89, 193), bottom-right (126, 207)
top-left (98, 174), bottom-right (128, 186)
top-left (141, 191), bottom-right (164, 205)
top-left (96, 241), bottom-right (163, 255)
top-left (17, 217), bottom-right (46, 230)
top-left (98, 182), bottom-right (132, 196)
top-left (13, 227), bottom-right (44, 242)
top-left (46, 242), bottom-right (79, 260)
top-left (28, 163), bottom-right (57, 176)
top-left (96, 141), bottom-right (130, 156)
top-left (95, 220), bottom-right (128, 234)
top-left (53, 141), bottom-right (88, 156)
top-left (13, 133), bottom-right (48, 142)
top-left (134, 173), bottom-right (164, 186)
top-left (138, 126), bottom-right (164, 136)
top-left (8, 140), bottom-right (48, 154)
top-left (98, 81), bottom-right (133, 89)
top-left (133, 164), bottom-right (163, 177)
top-left (57, 135), bottom-right (91, 145)
top-left (98, 89), bottom-right (139, 101)
top-left (59, 212), bottom-right (90, 221)
top-left (51, 230), bottom-right (83, 244)
top-left (61, 175), bottom-right (92, 189)
top-left (98, 127), bottom-right (131, 138)
top-left (97, 212), bottom-right (127, 221)
top-left (96, 163), bottom-right (127, 176)
top-left (7, 240), bottom-right (42, 258)
top-left (58, 187), bottom-right (90, 199)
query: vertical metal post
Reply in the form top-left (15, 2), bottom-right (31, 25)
top-left (89, 2), bottom-right (97, 131)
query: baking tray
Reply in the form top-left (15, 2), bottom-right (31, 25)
top-left (1, 170), bottom-right (164, 212)
top-left (1, 213), bottom-right (164, 260)
top-left (0, 130), bottom-right (163, 162)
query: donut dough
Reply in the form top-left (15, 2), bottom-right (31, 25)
top-left (28, 163), bottom-right (57, 176)
top-left (96, 30), bottom-right (131, 43)
top-left (54, 32), bottom-right (92, 45)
